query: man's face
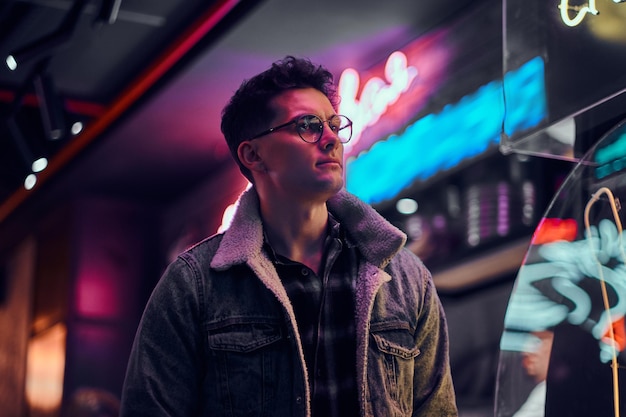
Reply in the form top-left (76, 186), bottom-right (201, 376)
top-left (521, 331), bottom-right (554, 383)
top-left (250, 87), bottom-right (345, 202)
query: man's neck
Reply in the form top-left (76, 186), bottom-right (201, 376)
top-left (260, 196), bottom-right (329, 273)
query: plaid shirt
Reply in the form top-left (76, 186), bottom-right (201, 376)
top-left (266, 215), bottom-right (360, 417)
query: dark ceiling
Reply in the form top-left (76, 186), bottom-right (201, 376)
top-left (0, 0), bottom-right (481, 240)
top-left (0, 0), bottom-right (261, 218)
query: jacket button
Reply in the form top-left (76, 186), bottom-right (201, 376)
top-left (301, 268), bottom-right (309, 276)
top-left (296, 396), bottom-right (303, 405)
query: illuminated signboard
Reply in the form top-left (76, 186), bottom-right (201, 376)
top-left (558, 0), bottom-right (600, 27)
top-left (558, 0), bottom-right (626, 27)
top-left (338, 1), bottom-right (549, 205)
top-left (595, 135), bottom-right (626, 179)
top-left (593, 122), bottom-right (626, 180)
top-left (338, 21), bottom-right (456, 159)
top-left (338, 51), bottom-right (418, 153)
top-left (346, 56), bottom-right (547, 205)
top-left (502, 0), bottom-right (626, 159)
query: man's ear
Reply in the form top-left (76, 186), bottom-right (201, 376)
top-left (237, 141), bottom-right (266, 173)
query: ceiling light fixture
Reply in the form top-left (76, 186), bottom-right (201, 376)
top-left (6, 34), bottom-right (69, 72)
top-left (71, 121), bottom-right (84, 135)
top-left (94, 0), bottom-right (123, 25)
top-left (6, 118), bottom-right (48, 174)
top-left (5, 0), bottom-right (87, 71)
top-left (34, 72), bottom-right (67, 141)
top-left (396, 198), bottom-right (419, 215)
top-left (6, 119), bottom-right (48, 191)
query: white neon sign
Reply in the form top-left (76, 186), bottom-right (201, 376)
top-left (558, 0), bottom-right (626, 27)
top-left (338, 51), bottom-right (418, 151)
top-left (558, 0), bottom-right (599, 27)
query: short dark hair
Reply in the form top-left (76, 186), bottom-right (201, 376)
top-left (221, 56), bottom-right (338, 182)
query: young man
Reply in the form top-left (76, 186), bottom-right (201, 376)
top-left (120, 56), bottom-right (457, 416)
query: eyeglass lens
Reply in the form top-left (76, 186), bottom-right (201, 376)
top-left (295, 115), bottom-right (352, 143)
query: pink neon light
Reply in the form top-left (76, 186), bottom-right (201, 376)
top-left (75, 271), bottom-right (121, 319)
top-left (338, 51), bottom-right (418, 151)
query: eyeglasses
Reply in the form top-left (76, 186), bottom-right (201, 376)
top-left (249, 114), bottom-right (353, 143)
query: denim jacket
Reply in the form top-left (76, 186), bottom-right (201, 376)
top-left (120, 188), bottom-right (457, 416)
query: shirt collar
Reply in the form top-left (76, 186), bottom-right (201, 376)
top-left (263, 212), bottom-right (348, 265)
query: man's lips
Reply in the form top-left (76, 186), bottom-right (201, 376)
top-left (317, 159), bottom-right (342, 167)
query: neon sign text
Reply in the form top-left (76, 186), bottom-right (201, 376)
top-left (594, 131), bottom-right (626, 179)
top-left (558, 0), bottom-right (598, 27)
top-left (502, 217), bottom-right (626, 363)
top-left (558, 0), bottom-right (626, 27)
top-left (338, 51), bottom-right (418, 150)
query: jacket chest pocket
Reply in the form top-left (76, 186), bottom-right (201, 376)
top-left (208, 322), bottom-right (284, 352)
top-left (368, 323), bottom-right (420, 414)
top-left (206, 321), bottom-right (294, 416)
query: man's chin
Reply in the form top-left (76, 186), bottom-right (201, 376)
top-left (328, 178), bottom-right (344, 194)
top-left (313, 179), bottom-right (343, 202)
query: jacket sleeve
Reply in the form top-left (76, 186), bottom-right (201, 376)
top-left (120, 255), bottom-right (205, 416)
top-left (409, 252), bottom-right (458, 416)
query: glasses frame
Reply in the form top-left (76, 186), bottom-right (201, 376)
top-left (248, 114), bottom-right (353, 143)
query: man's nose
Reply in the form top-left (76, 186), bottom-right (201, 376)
top-left (318, 123), bottom-right (340, 150)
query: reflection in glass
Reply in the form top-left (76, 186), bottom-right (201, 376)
top-left (496, 119), bottom-right (626, 417)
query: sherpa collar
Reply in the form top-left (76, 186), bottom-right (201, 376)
top-left (210, 187), bottom-right (407, 271)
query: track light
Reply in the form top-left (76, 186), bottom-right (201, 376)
top-left (5, 0), bottom-right (87, 71)
top-left (6, 119), bottom-right (48, 190)
top-left (34, 72), bottom-right (67, 141)
top-left (94, 0), bottom-right (123, 25)
top-left (7, 118), bottom-right (48, 173)
top-left (71, 121), bottom-right (84, 135)
top-left (6, 34), bottom-right (69, 72)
